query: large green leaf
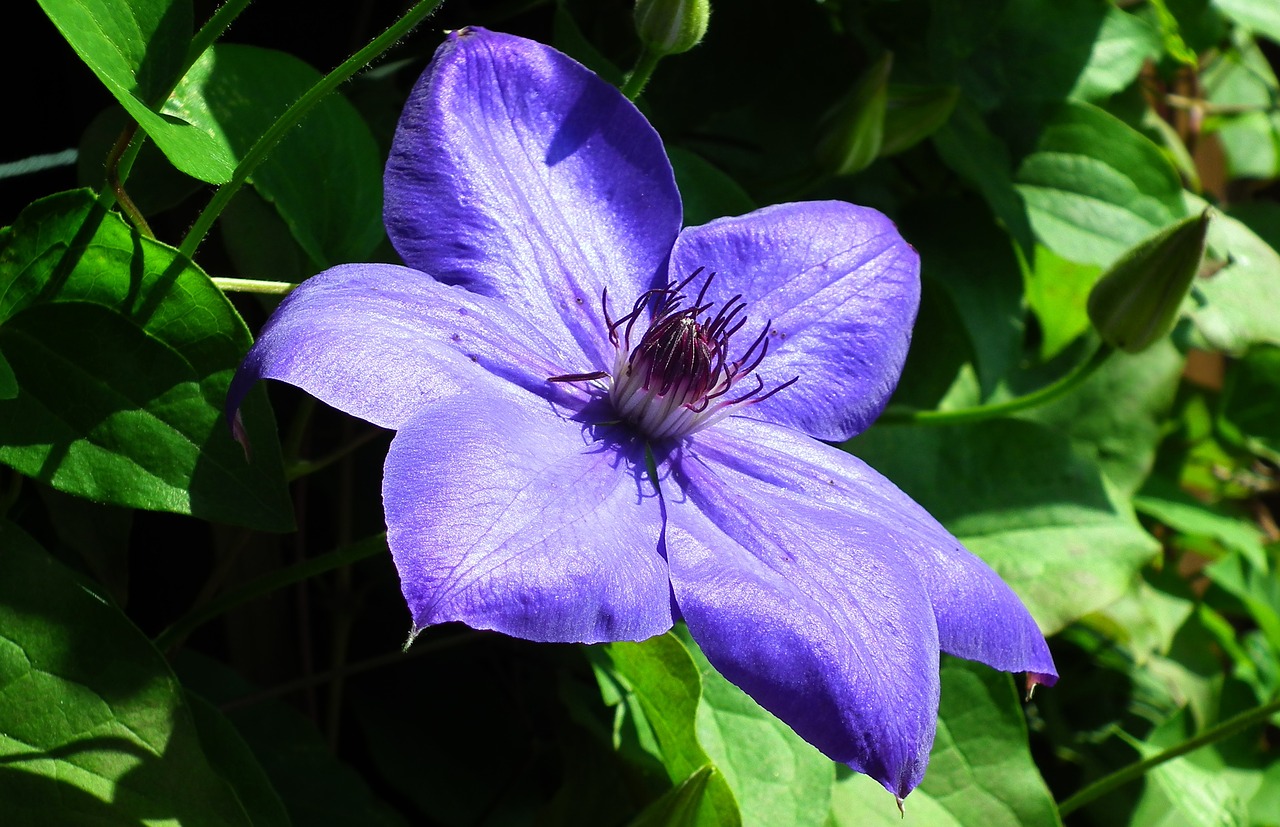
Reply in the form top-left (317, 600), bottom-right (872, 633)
top-left (0, 523), bottom-right (284, 826)
top-left (1212, 0), bottom-right (1280, 44)
top-left (36, 0), bottom-right (237, 183)
top-left (848, 418), bottom-right (1157, 633)
top-left (602, 633), bottom-right (742, 827)
top-left (1021, 244), bottom-right (1103, 360)
top-left (672, 627), bottom-right (834, 827)
top-left (1203, 39), bottom-right (1280, 180)
top-left (933, 103), bottom-right (1036, 258)
top-left (1021, 340), bottom-right (1184, 496)
top-left (831, 658), bottom-right (1061, 827)
top-left (1015, 101), bottom-right (1186, 266)
top-left (177, 653), bottom-right (408, 827)
top-left (168, 45), bottom-right (384, 267)
top-left (903, 198), bottom-right (1025, 400)
top-left (1186, 195), bottom-right (1280, 353)
top-left (0, 190), bottom-right (291, 530)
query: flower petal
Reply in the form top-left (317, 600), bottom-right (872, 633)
top-left (662, 440), bottom-right (941, 798)
top-left (692, 417), bottom-right (1057, 684)
top-left (385, 27), bottom-right (683, 370)
top-left (227, 263), bottom-right (585, 431)
top-left (669, 202), bottom-right (920, 441)
top-left (384, 385), bottom-right (673, 643)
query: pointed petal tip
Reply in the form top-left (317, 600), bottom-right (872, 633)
top-left (231, 408), bottom-right (251, 462)
top-left (896, 794), bottom-right (906, 817)
top-left (1026, 671), bottom-right (1058, 700)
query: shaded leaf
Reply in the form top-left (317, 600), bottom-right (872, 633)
top-left (849, 418), bottom-right (1157, 633)
top-left (0, 522), bottom-right (281, 827)
top-left (0, 190), bottom-right (291, 530)
top-left (177, 653), bottom-right (408, 827)
top-left (1022, 339), bottom-right (1184, 496)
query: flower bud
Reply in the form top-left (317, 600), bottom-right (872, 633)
top-left (634, 0), bottom-right (710, 56)
top-left (1087, 209), bottom-right (1211, 353)
top-left (815, 52), bottom-right (892, 177)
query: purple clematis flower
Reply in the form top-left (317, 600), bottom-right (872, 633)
top-left (229, 27), bottom-right (1056, 799)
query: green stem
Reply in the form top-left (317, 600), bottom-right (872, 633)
top-left (879, 344), bottom-right (1115, 426)
top-left (211, 276), bottom-right (298, 295)
top-left (154, 533), bottom-right (388, 652)
top-left (1058, 695), bottom-right (1280, 816)
top-left (286, 424), bottom-right (386, 481)
top-left (178, 0), bottom-right (443, 259)
top-left (103, 122), bottom-right (153, 238)
top-left (188, 0), bottom-right (253, 68)
top-left (620, 47), bottom-right (663, 101)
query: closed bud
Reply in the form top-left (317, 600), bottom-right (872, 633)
top-left (1087, 210), bottom-right (1211, 353)
top-left (634, 0), bottom-right (710, 56)
top-left (815, 52), bottom-right (893, 177)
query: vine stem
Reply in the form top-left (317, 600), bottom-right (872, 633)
top-left (1058, 695), bottom-right (1280, 816)
top-left (620, 47), bottom-right (663, 101)
top-left (154, 533), bottom-right (388, 652)
top-left (211, 276), bottom-right (297, 295)
top-left (96, 0), bottom-right (252, 217)
top-left (178, 0), bottom-right (443, 259)
top-left (879, 344), bottom-right (1115, 426)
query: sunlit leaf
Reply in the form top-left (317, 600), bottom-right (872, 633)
top-left (0, 523), bottom-right (284, 827)
top-left (830, 658), bottom-right (1061, 827)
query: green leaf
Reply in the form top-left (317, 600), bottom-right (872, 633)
top-left (1135, 475), bottom-right (1269, 570)
top-left (37, 0), bottom-right (238, 184)
top-left (1203, 38), bottom-right (1280, 180)
top-left (1212, 0), bottom-right (1280, 44)
top-left (1082, 572), bottom-right (1196, 663)
top-left (0, 523), bottom-right (280, 826)
top-left (603, 633), bottom-right (742, 827)
top-left (672, 626), bottom-right (834, 827)
top-left (881, 84), bottom-right (959, 157)
top-left (1126, 713), bottom-right (1249, 827)
top-left (1015, 101), bottom-right (1186, 267)
top-left (669, 147), bottom-right (756, 228)
top-left (848, 418), bottom-right (1158, 633)
top-left (177, 652), bottom-right (409, 827)
top-left (816, 52), bottom-right (892, 177)
top-left (1219, 344), bottom-right (1280, 463)
top-left (1185, 194), bottom-right (1280, 353)
top-left (1022, 244), bottom-right (1103, 360)
top-left (904, 198), bottom-right (1026, 400)
top-left (0, 190), bottom-right (292, 530)
top-left (1069, 5), bottom-right (1162, 101)
top-left (627, 766), bottom-right (715, 827)
top-left (1021, 339), bottom-right (1184, 497)
top-left (933, 103), bottom-right (1036, 258)
top-left (830, 658), bottom-right (1061, 827)
top-left (184, 693), bottom-right (291, 827)
top-left (168, 44), bottom-right (384, 266)
top-left (0, 349), bottom-right (16, 400)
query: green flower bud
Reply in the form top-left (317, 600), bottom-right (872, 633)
top-left (815, 52), bottom-right (892, 177)
top-left (634, 0), bottom-right (710, 56)
top-left (1087, 209), bottom-right (1211, 353)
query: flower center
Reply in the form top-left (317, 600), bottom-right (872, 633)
top-left (550, 269), bottom-right (795, 441)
